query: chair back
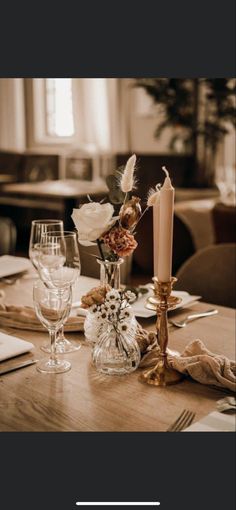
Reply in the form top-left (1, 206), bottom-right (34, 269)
top-left (176, 243), bottom-right (236, 308)
top-left (0, 217), bottom-right (17, 255)
top-left (212, 203), bottom-right (236, 243)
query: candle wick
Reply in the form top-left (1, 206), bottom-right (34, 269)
top-left (162, 166), bottom-right (169, 178)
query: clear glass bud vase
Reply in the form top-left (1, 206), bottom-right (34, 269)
top-left (84, 258), bottom-right (123, 345)
top-left (92, 315), bottom-right (140, 375)
top-left (97, 258), bottom-right (123, 289)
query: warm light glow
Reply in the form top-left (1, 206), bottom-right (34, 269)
top-left (46, 78), bottom-right (74, 137)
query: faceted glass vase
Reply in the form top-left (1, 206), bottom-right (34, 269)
top-left (92, 318), bottom-right (140, 375)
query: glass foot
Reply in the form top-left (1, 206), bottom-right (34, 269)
top-left (41, 338), bottom-right (81, 354)
top-left (36, 358), bottom-right (71, 374)
top-left (54, 338), bottom-right (81, 354)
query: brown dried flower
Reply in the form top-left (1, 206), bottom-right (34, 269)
top-left (103, 226), bottom-right (137, 257)
top-left (119, 196), bottom-right (142, 230)
top-left (81, 284), bottom-right (111, 308)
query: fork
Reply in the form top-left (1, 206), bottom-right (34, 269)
top-left (0, 271), bottom-right (28, 285)
top-left (167, 409), bottom-right (196, 432)
top-left (0, 276), bottom-right (20, 285)
top-left (169, 309), bottom-right (218, 328)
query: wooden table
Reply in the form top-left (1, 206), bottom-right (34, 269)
top-left (0, 179), bottom-right (108, 231)
top-left (0, 276), bottom-right (235, 432)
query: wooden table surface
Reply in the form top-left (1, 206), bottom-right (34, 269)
top-left (0, 275), bottom-right (235, 432)
top-left (1, 179), bottom-right (108, 198)
top-left (0, 179), bottom-right (108, 232)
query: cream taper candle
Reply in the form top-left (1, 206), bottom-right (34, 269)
top-left (147, 186), bottom-right (161, 277)
top-left (157, 167), bottom-right (174, 282)
top-left (153, 192), bottom-right (160, 276)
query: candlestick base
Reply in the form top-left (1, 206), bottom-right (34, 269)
top-left (140, 276), bottom-right (184, 387)
top-left (139, 355), bottom-right (184, 386)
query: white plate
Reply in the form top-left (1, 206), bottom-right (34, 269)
top-left (184, 411), bottom-right (235, 432)
top-left (0, 331), bottom-right (34, 362)
top-left (72, 275), bottom-right (100, 305)
top-left (0, 256), bottom-right (32, 279)
top-left (72, 279), bottom-right (201, 319)
top-left (131, 286), bottom-right (201, 318)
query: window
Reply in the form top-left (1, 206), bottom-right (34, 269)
top-left (26, 78), bottom-right (76, 147)
top-left (26, 78), bottom-right (116, 151)
top-left (45, 79), bottom-right (75, 137)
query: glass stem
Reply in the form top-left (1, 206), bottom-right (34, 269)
top-left (49, 330), bottom-right (57, 363)
top-left (57, 325), bottom-right (64, 342)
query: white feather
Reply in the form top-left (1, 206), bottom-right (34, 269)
top-left (147, 184), bottom-right (161, 207)
top-left (147, 187), bottom-right (160, 207)
top-left (120, 154), bottom-right (136, 192)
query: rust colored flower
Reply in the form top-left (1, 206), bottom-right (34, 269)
top-left (81, 284), bottom-right (111, 308)
top-left (119, 196), bottom-right (142, 230)
top-left (103, 226), bottom-right (138, 257)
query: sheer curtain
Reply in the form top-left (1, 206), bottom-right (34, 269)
top-left (72, 78), bottom-right (129, 153)
top-left (0, 78), bottom-right (25, 151)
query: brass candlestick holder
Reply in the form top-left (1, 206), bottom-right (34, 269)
top-left (139, 276), bottom-right (184, 386)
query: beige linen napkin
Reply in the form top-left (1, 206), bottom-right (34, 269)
top-left (0, 304), bottom-right (85, 332)
top-left (140, 338), bottom-right (236, 392)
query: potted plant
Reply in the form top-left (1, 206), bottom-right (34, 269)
top-left (135, 78), bottom-right (236, 186)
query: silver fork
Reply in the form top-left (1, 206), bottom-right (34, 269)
top-left (0, 276), bottom-right (20, 285)
top-left (167, 409), bottom-right (196, 432)
top-left (169, 309), bottom-right (218, 328)
top-left (0, 273), bottom-right (25, 285)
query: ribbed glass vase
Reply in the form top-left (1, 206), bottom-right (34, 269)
top-left (92, 315), bottom-right (140, 375)
top-left (84, 258), bottom-right (123, 345)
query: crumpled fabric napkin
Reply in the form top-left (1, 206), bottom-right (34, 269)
top-left (140, 338), bottom-right (236, 392)
top-left (0, 304), bottom-right (85, 332)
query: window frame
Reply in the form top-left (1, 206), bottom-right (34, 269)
top-left (25, 78), bottom-right (78, 150)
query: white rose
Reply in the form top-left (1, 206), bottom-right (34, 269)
top-left (71, 202), bottom-right (115, 246)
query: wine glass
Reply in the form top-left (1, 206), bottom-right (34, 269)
top-left (29, 219), bottom-right (64, 271)
top-left (38, 231), bottom-right (81, 353)
top-left (33, 280), bottom-right (72, 373)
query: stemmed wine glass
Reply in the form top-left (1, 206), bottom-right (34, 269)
top-left (33, 280), bottom-right (72, 373)
top-left (29, 219), bottom-right (64, 271)
top-left (38, 231), bottom-right (81, 353)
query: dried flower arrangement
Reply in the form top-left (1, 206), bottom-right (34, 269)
top-left (81, 284), bottom-right (157, 356)
top-left (82, 286), bottom-right (137, 331)
top-left (81, 284), bottom-right (111, 308)
top-left (71, 154), bottom-right (157, 262)
top-left (81, 283), bottom-right (137, 356)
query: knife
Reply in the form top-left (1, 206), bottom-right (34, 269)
top-left (0, 359), bottom-right (38, 376)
